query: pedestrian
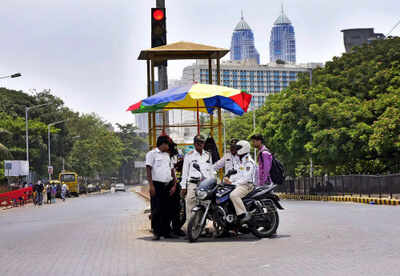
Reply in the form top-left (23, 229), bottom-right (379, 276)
top-left (32, 182), bottom-right (38, 206)
top-left (37, 180), bottom-right (44, 205)
top-left (51, 183), bottom-right (56, 204)
top-left (181, 135), bottom-right (213, 228)
top-left (146, 135), bottom-right (177, 240)
top-left (46, 183), bottom-right (52, 204)
top-left (250, 134), bottom-right (273, 187)
top-left (213, 138), bottom-right (239, 174)
top-left (61, 183), bottom-right (68, 201)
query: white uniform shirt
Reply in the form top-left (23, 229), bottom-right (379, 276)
top-left (213, 152), bottom-right (240, 173)
top-left (181, 150), bottom-right (212, 188)
top-left (145, 148), bottom-right (173, 183)
top-left (229, 154), bottom-right (256, 186)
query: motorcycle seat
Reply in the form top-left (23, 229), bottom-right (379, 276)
top-left (244, 185), bottom-right (274, 199)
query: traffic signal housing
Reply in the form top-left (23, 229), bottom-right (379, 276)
top-left (151, 8), bottom-right (166, 48)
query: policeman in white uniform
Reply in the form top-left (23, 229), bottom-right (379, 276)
top-left (213, 138), bottom-right (240, 174)
top-left (181, 135), bottom-right (212, 226)
top-left (224, 140), bottom-right (255, 224)
top-left (145, 136), bottom-right (176, 240)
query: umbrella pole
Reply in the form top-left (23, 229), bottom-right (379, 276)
top-left (196, 100), bottom-right (200, 135)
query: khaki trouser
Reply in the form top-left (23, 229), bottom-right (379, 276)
top-left (184, 183), bottom-right (197, 229)
top-left (230, 184), bottom-right (254, 216)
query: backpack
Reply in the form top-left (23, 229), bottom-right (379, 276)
top-left (260, 150), bottom-right (285, 185)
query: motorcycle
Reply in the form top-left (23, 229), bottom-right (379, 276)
top-left (187, 164), bottom-right (284, 242)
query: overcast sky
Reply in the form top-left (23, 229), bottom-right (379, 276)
top-left (1, 0), bottom-right (399, 126)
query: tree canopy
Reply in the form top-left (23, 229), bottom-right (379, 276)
top-left (225, 37), bottom-right (400, 176)
top-left (0, 88), bottom-right (147, 184)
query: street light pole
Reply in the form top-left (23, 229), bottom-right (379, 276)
top-left (48, 120), bottom-right (67, 180)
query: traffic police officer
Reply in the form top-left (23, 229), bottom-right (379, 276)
top-left (181, 135), bottom-right (212, 226)
top-left (146, 135), bottom-right (177, 240)
top-left (224, 140), bottom-right (255, 224)
top-left (213, 138), bottom-right (239, 174)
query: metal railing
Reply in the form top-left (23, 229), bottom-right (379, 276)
top-left (276, 174), bottom-right (400, 199)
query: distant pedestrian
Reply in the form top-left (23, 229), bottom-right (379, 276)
top-left (37, 180), bottom-right (44, 205)
top-left (46, 183), bottom-right (52, 204)
top-left (61, 183), bottom-right (68, 201)
top-left (32, 182), bottom-right (38, 205)
top-left (51, 184), bottom-right (56, 204)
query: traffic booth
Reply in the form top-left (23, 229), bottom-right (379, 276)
top-left (127, 41), bottom-right (252, 156)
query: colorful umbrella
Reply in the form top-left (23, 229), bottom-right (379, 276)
top-left (127, 83), bottom-right (252, 115)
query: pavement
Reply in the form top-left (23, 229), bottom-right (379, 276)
top-left (1, 189), bottom-right (399, 276)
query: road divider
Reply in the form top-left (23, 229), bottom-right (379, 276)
top-left (277, 193), bottom-right (400, 206)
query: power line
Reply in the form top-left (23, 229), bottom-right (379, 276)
top-left (387, 19), bottom-right (400, 37)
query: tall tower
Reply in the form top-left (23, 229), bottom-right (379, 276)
top-left (269, 5), bottom-right (296, 64)
top-left (230, 11), bottom-right (260, 64)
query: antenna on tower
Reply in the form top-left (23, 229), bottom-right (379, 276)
top-left (241, 9), bottom-right (244, 20)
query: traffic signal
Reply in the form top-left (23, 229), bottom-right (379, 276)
top-left (151, 8), bottom-right (166, 48)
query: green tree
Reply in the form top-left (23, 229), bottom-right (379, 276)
top-left (225, 37), bottom-right (400, 176)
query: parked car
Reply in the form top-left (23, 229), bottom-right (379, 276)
top-left (115, 183), bottom-right (126, 192)
top-left (87, 184), bottom-right (96, 193)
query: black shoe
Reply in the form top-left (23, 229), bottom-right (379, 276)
top-left (173, 229), bottom-right (186, 237)
top-left (240, 213), bottom-right (252, 224)
top-left (152, 235), bottom-right (160, 241)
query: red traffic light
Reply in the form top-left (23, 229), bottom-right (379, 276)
top-left (153, 9), bottom-right (164, 21)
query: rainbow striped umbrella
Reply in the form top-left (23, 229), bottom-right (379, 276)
top-left (127, 83), bottom-right (252, 115)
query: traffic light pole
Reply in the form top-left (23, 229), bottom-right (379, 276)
top-left (156, 0), bottom-right (168, 135)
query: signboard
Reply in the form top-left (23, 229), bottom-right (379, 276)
top-left (48, 166), bottom-right (53, 175)
top-left (4, 160), bottom-right (29, 176)
top-left (134, 161), bottom-right (145, 168)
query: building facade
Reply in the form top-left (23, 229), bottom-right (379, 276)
top-left (341, 28), bottom-right (385, 53)
top-left (230, 13), bottom-right (260, 64)
top-left (269, 7), bottom-right (296, 64)
top-left (182, 60), bottom-right (321, 110)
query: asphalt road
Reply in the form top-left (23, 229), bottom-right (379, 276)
top-left (1, 190), bottom-right (399, 276)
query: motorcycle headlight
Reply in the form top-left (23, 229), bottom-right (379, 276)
top-left (196, 190), bottom-right (208, 200)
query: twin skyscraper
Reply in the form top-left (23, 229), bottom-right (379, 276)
top-left (230, 7), bottom-right (296, 65)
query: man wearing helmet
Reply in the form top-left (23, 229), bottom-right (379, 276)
top-left (213, 138), bottom-right (239, 173)
top-left (224, 140), bottom-right (255, 224)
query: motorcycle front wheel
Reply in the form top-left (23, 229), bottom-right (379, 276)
top-left (187, 210), bottom-right (205, 242)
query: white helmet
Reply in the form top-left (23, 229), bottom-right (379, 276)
top-left (236, 140), bottom-right (250, 156)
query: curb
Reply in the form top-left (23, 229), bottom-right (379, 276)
top-left (277, 193), bottom-right (400, 206)
top-left (133, 190), bottom-right (150, 201)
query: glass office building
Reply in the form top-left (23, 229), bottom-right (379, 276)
top-left (269, 7), bottom-right (296, 64)
top-left (230, 13), bottom-right (260, 64)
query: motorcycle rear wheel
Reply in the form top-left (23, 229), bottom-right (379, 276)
top-left (187, 210), bottom-right (205, 242)
top-left (251, 210), bottom-right (279, 238)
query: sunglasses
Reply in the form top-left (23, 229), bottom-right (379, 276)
top-left (195, 141), bottom-right (205, 145)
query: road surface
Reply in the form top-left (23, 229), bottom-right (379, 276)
top-left (1, 190), bottom-right (399, 275)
